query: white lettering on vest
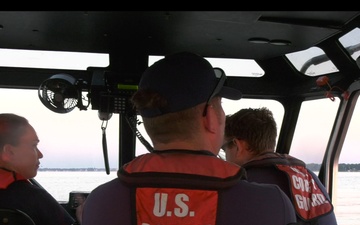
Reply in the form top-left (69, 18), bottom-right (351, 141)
top-left (311, 193), bottom-right (329, 207)
top-left (153, 193), bottom-right (168, 216)
top-left (174, 194), bottom-right (190, 217)
top-left (295, 194), bottom-right (310, 211)
top-left (293, 175), bottom-right (308, 191)
top-left (152, 192), bottom-right (195, 218)
top-left (295, 193), bottom-right (329, 211)
top-left (291, 175), bottom-right (318, 192)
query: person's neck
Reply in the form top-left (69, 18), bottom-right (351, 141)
top-left (153, 141), bottom-right (218, 155)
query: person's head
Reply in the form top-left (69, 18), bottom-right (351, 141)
top-left (131, 52), bottom-right (242, 153)
top-left (223, 107), bottom-right (277, 165)
top-left (0, 113), bottom-right (42, 179)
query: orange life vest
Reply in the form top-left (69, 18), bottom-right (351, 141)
top-left (118, 150), bottom-right (246, 225)
top-left (244, 152), bottom-right (333, 222)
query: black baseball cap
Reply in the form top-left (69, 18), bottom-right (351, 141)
top-left (138, 52), bottom-right (242, 117)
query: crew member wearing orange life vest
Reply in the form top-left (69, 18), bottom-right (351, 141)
top-left (0, 113), bottom-right (76, 225)
top-left (223, 107), bottom-right (338, 225)
top-left (81, 52), bottom-right (297, 225)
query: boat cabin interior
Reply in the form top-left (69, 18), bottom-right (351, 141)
top-left (1, 11), bottom-right (360, 222)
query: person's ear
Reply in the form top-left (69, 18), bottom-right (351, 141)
top-left (232, 139), bottom-right (240, 157)
top-left (203, 104), bottom-right (217, 133)
top-left (235, 139), bottom-right (248, 154)
top-left (1, 145), bottom-right (14, 162)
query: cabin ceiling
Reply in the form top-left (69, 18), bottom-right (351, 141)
top-left (0, 11), bottom-right (360, 98)
top-left (0, 11), bottom-right (359, 61)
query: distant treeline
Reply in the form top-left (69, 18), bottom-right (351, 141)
top-left (306, 163), bottom-right (360, 172)
top-left (39, 163), bottom-right (360, 172)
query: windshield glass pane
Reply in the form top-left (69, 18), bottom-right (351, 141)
top-left (290, 98), bottom-right (339, 164)
top-left (0, 48), bottom-right (109, 70)
top-left (135, 98), bottom-right (285, 158)
top-left (286, 47), bottom-right (338, 76)
top-left (149, 55), bottom-right (265, 77)
top-left (339, 27), bottom-right (360, 61)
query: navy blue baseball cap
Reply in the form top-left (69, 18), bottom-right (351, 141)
top-left (138, 52), bottom-right (242, 117)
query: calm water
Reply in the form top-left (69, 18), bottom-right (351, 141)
top-left (335, 172), bottom-right (360, 225)
top-left (35, 171), bottom-right (360, 225)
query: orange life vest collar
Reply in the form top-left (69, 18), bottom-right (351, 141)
top-left (119, 150), bottom-right (246, 189)
top-left (0, 167), bottom-right (28, 189)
